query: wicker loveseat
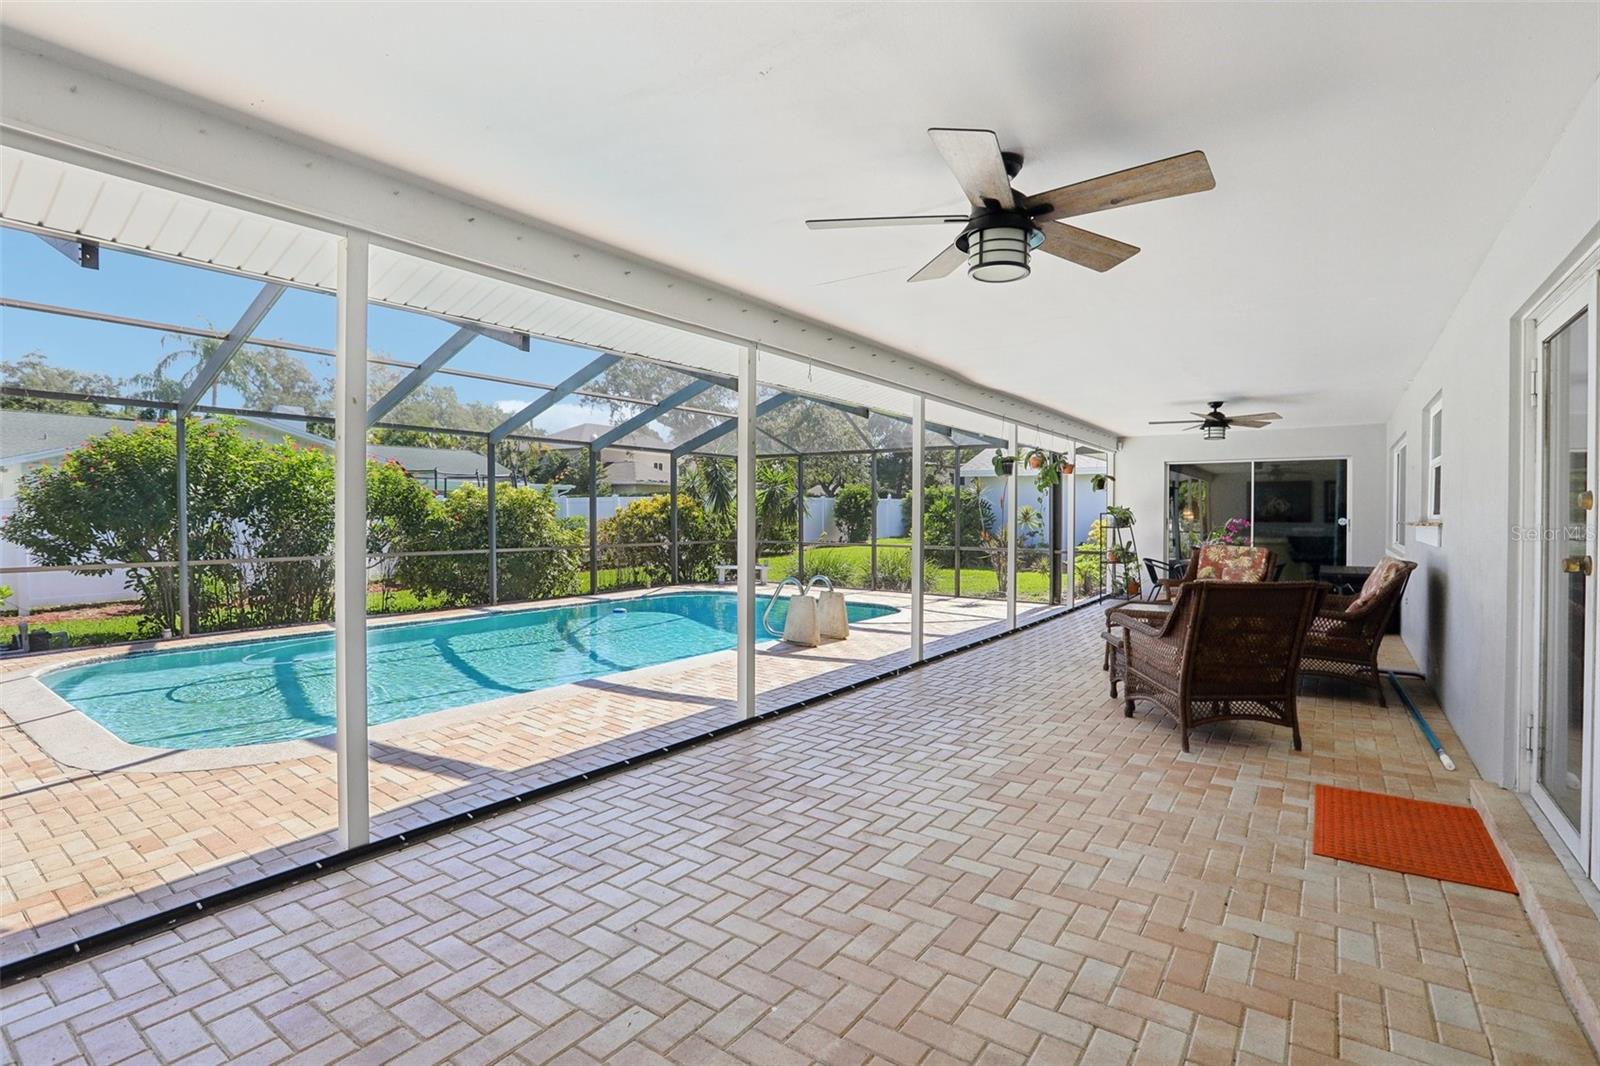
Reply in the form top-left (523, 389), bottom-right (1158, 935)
top-left (1110, 581), bottom-right (1323, 752)
top-left (1301, 556), bottom-right (1416, 705)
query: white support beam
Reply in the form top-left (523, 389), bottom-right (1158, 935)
top-left (334, 232), bottom-right (369, 850)
top-left (736, 345), bottom-right (758, 718)
top-left (911, 396), bottom-right (925, 663)
top-left (1006, 424), bottom-right (1018, 631)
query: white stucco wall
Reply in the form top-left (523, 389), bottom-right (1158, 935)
top-left (1115, 423), bottom-right (1388, 572)
top-left (1382, 78), bottom-right (1600, 786)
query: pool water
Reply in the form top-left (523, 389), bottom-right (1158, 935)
top-left (42, 592), bottom-right (897, 749)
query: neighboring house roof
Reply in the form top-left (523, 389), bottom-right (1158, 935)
top-left (0, 410), bottom-right (137, 465)
top-left (0, 409), bottom-right (508, 479)
top-left (546, 422), bottom-right (668, 450)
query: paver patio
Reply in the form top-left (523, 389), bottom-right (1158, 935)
top-left (2, 605), bottom-right (1592, 1064)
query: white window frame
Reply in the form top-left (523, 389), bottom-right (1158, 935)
top-left (1425, 396), bottom-right (1444, 520)
top-left (1390, 437), bottom-right (1408, 550)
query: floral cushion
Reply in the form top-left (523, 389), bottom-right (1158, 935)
top-left (1194, 544), bottom-right (1272, 583)
top-left (1350, 556), bottom-right (1408, 613)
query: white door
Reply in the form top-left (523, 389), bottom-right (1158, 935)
top-left (1532, 274), bottom-right (1599, 883)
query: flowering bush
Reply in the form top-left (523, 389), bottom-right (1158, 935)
top-left (1208, 516), bottom-right (1251, 546)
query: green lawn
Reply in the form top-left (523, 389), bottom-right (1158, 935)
top-left (3, 615), bottom-right (148, 648)
top-left (759, 539), bottom-right (1053, 602)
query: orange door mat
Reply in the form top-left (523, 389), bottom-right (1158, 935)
top-left (1313, 785), bottom-right (1517, 893)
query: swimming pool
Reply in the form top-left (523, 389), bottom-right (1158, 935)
top-left (41, 592), bottom-right (898, 750)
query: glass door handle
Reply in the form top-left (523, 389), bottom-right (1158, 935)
top-left (1562, 555), bottom-right (1593, 576)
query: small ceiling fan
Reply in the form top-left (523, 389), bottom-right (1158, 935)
top-left (805, 128), bottom-right (1214, 283)
top-left (1149, 401), bottom-right (1281, 440)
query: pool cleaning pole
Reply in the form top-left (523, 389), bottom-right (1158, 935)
top-left (1385, 670), bottom-right (1455, 771)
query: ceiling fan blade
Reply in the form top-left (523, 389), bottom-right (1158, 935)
top-left (1220, 411), bottom-right (1281, 422)
top-left (1024, 150), bottom-right (1215, 221)
top-left (928, 128), bottom-right (1016, 209)
top-left (806, 214), bottom-right (968, 230)
top-left (1147, 419), bottom-right (1203, 425)
top-left (1231, 419), bottom-right (1276, 429)
top-left (1036, 223), bottom-right (1139, 272)
top-left (908, 242), bottom-right (966, 283)
top-left (1189, 412), bottom-right (1215, 419)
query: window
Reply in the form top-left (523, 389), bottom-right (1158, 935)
top-left (1425, 396), bottom-right (1443, 519)
top-left (1390, 438), bottom-right (1407, 547)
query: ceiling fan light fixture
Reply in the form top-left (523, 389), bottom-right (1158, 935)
top-left (1204, 424), bottom-right (1227, 441)
top-left (966, 226), bottom-right (1031, 283)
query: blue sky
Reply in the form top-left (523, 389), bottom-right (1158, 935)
top-left (0, 226), bottom-right (606, 432)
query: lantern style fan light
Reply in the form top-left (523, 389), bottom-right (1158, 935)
top-left (806, 128), bottom-right (1215, 283)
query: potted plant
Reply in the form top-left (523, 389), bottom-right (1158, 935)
top-left (1025, 449), bottom-right (1047, 471)
top-left (991, 452), bottom-right (1016, 476)
top-left (1090, 472), bottom-right (1114, 491)
top-left (1124, 574), bottom-right (1142, 598)
top-left (1058, 456), bottom-right (1076, 476)
top-left (1107, 505), bottom-right (1135, 528)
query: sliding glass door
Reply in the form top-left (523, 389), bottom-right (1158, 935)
top-left (1166, 459), bottom-right (1348, 580)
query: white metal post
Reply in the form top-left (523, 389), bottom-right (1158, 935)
top-left (175, 417), bottom-right (190, 637)
top-left (1006, 425), bottom-right (1019, 630)
top-left (911, 396), bottom-right (925, 661)
top-left (736, 345), bottom-right (758, 717)
top-left (334, 233), bottom-right (370, 849)
top-left (1065, 443), bottom-right (1077, 609)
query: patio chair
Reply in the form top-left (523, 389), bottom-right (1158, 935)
top-left (1109, 581), bottom-right (1323, 752)
top-left (1103, 545), bottom-right (1276, 673)
top-left (1300, 556), bottom-right (1416, 705)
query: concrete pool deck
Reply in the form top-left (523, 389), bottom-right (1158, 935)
top-left (0, 586), bottom-right (1037, 964)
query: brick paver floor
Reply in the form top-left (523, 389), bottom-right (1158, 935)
top-left (3, 606), bottom-right (1593, 1064)
top-left (1, 591), bottom-right (1012, 963)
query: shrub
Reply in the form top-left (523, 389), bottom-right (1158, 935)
top-left (596, 493), bottom-right (721, 586)
top-left (901, 485), bottom-right (994, 548)
top-left (396, 484), bottom-right (584, 605)
top-left (802, 548), bottom-right (862, 588)
top-left (876, 548), bottom-right (912, 590)
top-left (833, 483), bottom-right (874, 543)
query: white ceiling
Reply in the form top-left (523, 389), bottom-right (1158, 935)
top-left (3, 3), bottom-right (1596, 437)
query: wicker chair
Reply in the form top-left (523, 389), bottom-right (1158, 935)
top-left (1110, 581), bottom-right (1322, 752)
top-left (1301, 556), bottom-right (1416, 705)
top-left (1103, 545), bottom-right (1276, 674)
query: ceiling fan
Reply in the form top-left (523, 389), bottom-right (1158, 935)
top-left (1149, 401), bottom-right (1281, 440)
top-left (805, 128), bottom-right (1214, 284)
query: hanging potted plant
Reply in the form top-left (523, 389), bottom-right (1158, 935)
top-left (1058, 455), bottom-right (1076, 477)
top-left (1090, 472), bottom-right (1114, 492)
top-left (1025, 449), bottom-right (1047, 471)
top-left (992, 452), bottom-right (1016, 476)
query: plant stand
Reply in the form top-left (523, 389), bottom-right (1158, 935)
top-left (1101, 511), bottom-right (1142, 600)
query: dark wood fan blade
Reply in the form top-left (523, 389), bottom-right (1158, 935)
top-left (1231, 419), bottom-right (1276, 429)
top-left (1220, 412), bottom-right (1281, 421)
top-left (928, 128), bottom-right (1016, 209)
top-left (1148, 419), bottom-right (1203, 425)
top-left (1036, 223), bottom-right (1139, 272)
top-left (806, 215), bottom-right (968, 230)
top-left (1024, 150), bottom-right (1215, 221)
top-left (908, 242), bottom-right (965, 283)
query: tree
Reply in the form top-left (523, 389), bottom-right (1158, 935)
top-left (833, 483), bottom-right (874, 543)
top-left (902, 484), bottom-right (994, 549)
top-left (364, 363), bottom-right (506, 447)
top-left (581, 362), bottom-right (732, 440)
top-left (0, 352), bottom-right (122, 415)
top-left (127, 333), bottom-right (333, 417)
top-left (755, 460), bottom-right (803, 549)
